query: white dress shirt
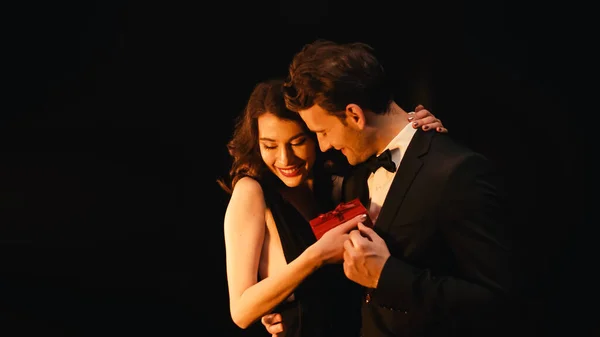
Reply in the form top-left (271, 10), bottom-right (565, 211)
top-left (367, 123), bottom-right (417, 224)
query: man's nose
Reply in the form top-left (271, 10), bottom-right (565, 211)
top-left (318, 140), bottom-right (332, 153)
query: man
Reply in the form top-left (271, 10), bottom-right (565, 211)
top-left (262, 40), bottom-right (514, 337)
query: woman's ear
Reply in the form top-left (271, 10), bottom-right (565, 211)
top-left (345, 104), bottom-right (366, 129)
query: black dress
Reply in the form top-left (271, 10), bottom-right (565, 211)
top-left (262, 183), bottom-right (363, 337)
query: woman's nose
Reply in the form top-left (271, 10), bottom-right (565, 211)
top-left (277, 146), bottom-right (293, 165)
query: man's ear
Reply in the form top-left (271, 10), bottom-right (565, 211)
top-left (345, 104), bottom-right (366, 129)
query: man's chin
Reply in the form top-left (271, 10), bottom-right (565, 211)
top-left (346, 157), bottom-right (359, 166)
top-left (340, 151), bottom-right (361, 166)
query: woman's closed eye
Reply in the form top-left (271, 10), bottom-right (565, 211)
top-left (290, 137), bottom-right (307, 146)
top-left (262, 138), bottom-right (307, 151)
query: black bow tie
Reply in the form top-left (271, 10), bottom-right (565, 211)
top-left (364, 149), bottom-right (396, 174)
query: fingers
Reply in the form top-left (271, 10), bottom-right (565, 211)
top-left (268, 324), bottom-right (283, 335)
top-left (343, 237), bottom-right (354, 251)
top-left (418, 118), bottom-right (447, 133)
top-left (261, 313), bottom-right (284, 335)
top-left (348, 227), bottom-right (372, 247)
top-left (261, 313), bottom-right (282, 325)
top-left (357, 222), bottom-right (376, 241)
top-left (411, 116), bottom-right (447, 133)
top-left (408, 107), bottom-right (448, 133)
top-left (343, 238), bottom-right (355, 268)
top-left (346, 223), bottom-right (379, 249)
top-left (348, 229), bottom-right (362, 243)
top-left (334, 214), bottom-right (367, 233)
top-left (412, 107), bottom-right (433, 120)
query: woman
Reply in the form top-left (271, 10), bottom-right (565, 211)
top-left (218, 79), bottom-right (446, 337)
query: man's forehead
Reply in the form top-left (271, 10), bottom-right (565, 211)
top-left (299, 105), bottom-right (334, 124)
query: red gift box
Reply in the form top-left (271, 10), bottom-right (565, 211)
top-left (309, 198), bottom-right (373, 240)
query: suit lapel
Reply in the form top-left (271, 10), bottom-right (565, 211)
top-left (375, 130), bottom-right (432, 233)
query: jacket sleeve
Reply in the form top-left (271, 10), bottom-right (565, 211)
top-left (370, 153), bottom-right (513, 321)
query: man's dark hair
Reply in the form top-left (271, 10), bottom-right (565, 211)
top-left (283, 39), bottom-right (394, 118)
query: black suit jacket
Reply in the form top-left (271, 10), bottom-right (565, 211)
top-left (342, 130), bottom-right (513, 337)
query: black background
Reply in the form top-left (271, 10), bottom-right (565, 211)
top-left (2, 1), bottom-right (589, 336)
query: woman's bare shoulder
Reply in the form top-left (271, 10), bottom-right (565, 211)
top-left (225, 177), bottom-right (267, 229)
top-left (229, 176), bottom-right (266, 200)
